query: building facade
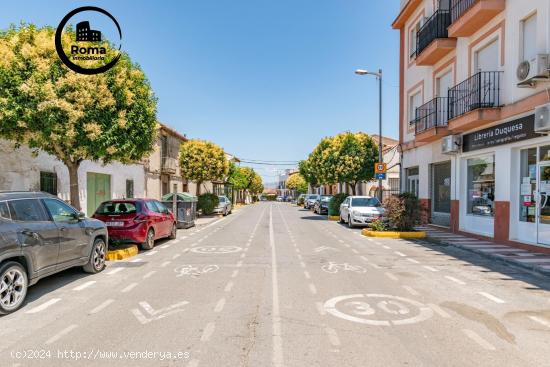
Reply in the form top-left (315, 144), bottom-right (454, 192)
top-left (393, 0), bottom-right (550, 246)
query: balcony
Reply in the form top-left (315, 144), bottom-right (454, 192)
top-left (448, 0), bottom-right (505, 37)
top-left (161, 156), bottom-right (178, 175)
top-left (448, 71), bottom-right (503, 131)
top-left (414, 97), bottom-right (450, 142)
top-left (416, 10), bottom-right (456, 66)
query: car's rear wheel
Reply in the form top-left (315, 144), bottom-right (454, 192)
top-left (0, 261), bottom-right (28, 315)
top-left (169, 223), bottom-right (177, 240)
top-left (339, 214), bottom-right (344, 223)
top-left (141, 228), bottom-right (155, 250)
top-left (83, 238), bottom-right (107, 274)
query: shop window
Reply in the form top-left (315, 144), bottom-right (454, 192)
top-left (519, 148), bottom-right (537, 223)
top-left (406, 167), bottom-right (419, 198)
top-left (467, 155), bottom-right (495, 217)
top-left (539, 145), bottom-right (550, 162)
top-left (432, 162), bottom-right (451, 213)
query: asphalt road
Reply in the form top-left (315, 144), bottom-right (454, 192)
top-left (1, 202), bottom-right (550, 367)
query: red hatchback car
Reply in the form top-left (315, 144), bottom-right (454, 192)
top-left (92, 199), bottom-right (177, 250)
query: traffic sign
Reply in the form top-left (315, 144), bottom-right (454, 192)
top-left (375, 173), bottom-right (386, 180)
top-left (375, 162), bottom-right (387, 174)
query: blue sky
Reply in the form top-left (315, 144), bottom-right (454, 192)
top-left (2, 0), bottom-right (400, 184)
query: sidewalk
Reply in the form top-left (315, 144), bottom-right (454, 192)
top-left (417, 225), bottom-right (550, 277)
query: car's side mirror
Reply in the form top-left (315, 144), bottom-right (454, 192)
top-left (74, 212), bottom-right (86, 220)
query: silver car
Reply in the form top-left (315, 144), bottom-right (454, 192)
top-left (340, 196), bottom-right (385, 228)
top-left (214, 196), bottom-right (232, 216)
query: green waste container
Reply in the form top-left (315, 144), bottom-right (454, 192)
top-left (162, 192), bottom-right (198, 229)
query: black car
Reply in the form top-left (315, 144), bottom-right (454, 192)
top-left (313, 195), bottom-right (333, 215)
top-left (0, 191), bottom-right (108, 315)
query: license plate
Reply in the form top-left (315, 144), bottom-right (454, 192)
top-left (106, 221), bottom-right (124, 227)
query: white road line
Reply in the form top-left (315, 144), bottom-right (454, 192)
top-left (159, 244), bottom-right (171, 249)
top-left (351, 249), bottom-right (359, 254)
top-left (299, 261), bottom-right (306, 268)
top-left (201, 322), bottom-right (216, 342)
top-left (368, 263), bottom-right (382, 269)
top-left (423, 266), bottom-right (439, 272)
top-left (406, 258), bottom-right (420, 264)
top-left (46, 324), bottom-right (78, 345)
top-left (295, 248), bottom-right (300, 253)
top-left (143, 271), bottom-right (156, 279)
top-left (231, 270), bottom-right (239, 278)
top-left (121, 282), bottom-right (138, 293)
top-left (316, 302), bottom-right (326, 316)
top-left (106, 268), bottom-right (124, 275)
top-left (402, 285), bottom-right (419, 296)
top-left (297, 254), bottom-right (303, 261)
top-left (309, 284), bottom-right (317, 295)
top-left (237, 260), bottom-right (243, 267)
top-left (270, 205), bottom-right (284, 367)
top-left (303, 271), bottom-right (311, 279)
top-left (161, 261), bottom-right (171, 268)
top-left (145, 250), bottom-right (158, 256)
top-left (344, 244), bottom-right (351, 248)
top-left (385, 272), bottom-right (398, 281)
top-left (427, 303), bottom-right (451, 318)
top-left (325, 327), bottom-right (341, 347)
top-left (478, 292), bottom-right (506, 304)
top-left (394, 251), bottom-right (407, 257)
top-left (338, 239), bottom-right (344, 243)
top-left (26, 298), bottom-right (62, 314)
top-left (130, 258), bottom-right (143, 263)
top-left (529, 316), bottom-right (550, 328)
top-left (382, 245), bottom-right (391, 249)
top-left (360, 256), bottom-right (369, 262)
top-left (224, 281), bottom-right (234, 292)
top-left (72, 281), bottom-right (96, 291)
top-left (240, 253), bottom-right (246, 258)
top-left (445, 276), bottom-right (466, 285)
top-left (462, 329), bottom-right (496, 351)
top-left (187, 359), bottom-right (200, 367)
top-left (214, 298), bottom-right (226, 313)
top-left (366, 238), bottom-right (374, 242)
top-left (172, 254), bottom-right (181, 259)
top-left (89, 299), bottom-right (115, 315)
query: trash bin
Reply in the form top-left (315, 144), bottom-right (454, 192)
top-left (162, 192), bottom-right (198, 229)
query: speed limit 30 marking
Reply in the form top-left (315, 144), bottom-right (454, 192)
top-left (323, 294), bottom-right (433, 326)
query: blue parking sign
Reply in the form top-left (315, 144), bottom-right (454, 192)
top-left (375, 173), bottom-right (386, 180)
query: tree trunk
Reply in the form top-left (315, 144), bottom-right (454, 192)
top-left (349, 182), bottom-right (356, 195)
top-left (66, 161), bottom-right (81, 210)
top-left (196, 181), bottom-right (202, 196)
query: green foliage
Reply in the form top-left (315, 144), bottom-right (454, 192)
top-left (369, 219), bottom-right (388, 232)
top-left (298, 160), bottom-right (318, 186)
top-left (265, 194), bottom-right (277, 201)
top-left (197, 193), bottom-right (219, 215)
top-left (228, 164), bottom-right (263, 195)
top-left (297, 196), bottom-right (305, 206)
top-left (383, 193), bottom-right (422, 231)
top-left (227, 162), bottom-right (249, 191)
top-left (179, 140), bottom-right (229, 194)
top-left (328, 193), bottom-right (349, 216)
top-left (286, 173), bottom-right (308, 194)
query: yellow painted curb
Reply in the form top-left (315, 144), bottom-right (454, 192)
top-left (106, 245), bottom-right (139, 261)
top-left (328, 216), bottom-right (340, 221)
top-left (361, 229), bottom-right (426, 239)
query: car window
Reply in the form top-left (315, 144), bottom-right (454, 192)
top-left (218, 197), bottom-right (226, 203)
top-left (0, 201), bottom-right (11, 220)
top-left (43, 198), bottom-right (77, 222)
top-left (96, 201), bottom-right (139, 215)
top-left (8, 199), bottom-right (50, 222)
top-left (145, 201), bottom-right (160, 213)
top-left (351, 198), bottom-right (381, 207)
top-left (153, 201), bottom-right (169, 214)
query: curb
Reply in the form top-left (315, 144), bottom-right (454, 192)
top-left (328, 216), bottom-right (340, 221)
top-left (107, 245), bottom-right (139, 261)
top-left (362, 229), bottom-right (426, 239)
top-left (421, 236), bottom-right (550, 277)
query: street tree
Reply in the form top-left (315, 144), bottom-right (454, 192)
top-left (286, 173), bottom-right (307, 194)
top-left (179, 139), bottom-right (229, 195)
top-left (0, 25), bottom-right (158, 209)
top-left (298, 159), bottom-right (318, 190)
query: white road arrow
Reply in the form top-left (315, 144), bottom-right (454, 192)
top-left (131, 300), bottom-right (189, 324)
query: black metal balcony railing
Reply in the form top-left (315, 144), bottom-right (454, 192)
top-left (416, 10), bottom-right (452, 56)
top-left (450, 0), bottom-right (476, 23)
top-left (448, 71), bottom-right (503, 120)
top-left (415, 97), bottom-right (449, 134)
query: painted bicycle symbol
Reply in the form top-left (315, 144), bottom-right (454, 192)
top-left (324, 294), bottom-right (433, 326)
top-left (174, 264), bottom-right (220, 278)
top-left (321, 262), bottom-right (366, 274)
top-left (190, 246), bottom-right (242, 254)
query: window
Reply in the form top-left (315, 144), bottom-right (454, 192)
top-left (432, 162), bottom-right (451, 214)
top-left (0, 202), bottom-right (10, 220)
top-left (145, 201), bottom-right (160, 213)
top-left (126, 180), bottom-right (134, 199)
top-left (519, 148), bottom-right (537, 223)
top-left (521, 13), bottom-right (537, 62)
top-left (43, 198), bottom-right (77, 222)
top-left (467, 155), bottom-right (495, 217)
top-left (40, 171), bottom-right (57, 195)
top-left (474, 39), bottom-right (499, 72)
top-left (388, 178), bottom-right (400, 191)
top-left (153, 201), bottom-right (169, 214)
top-left (406, 167), bottom-right (419, 197)
top-left (8, 199), bottom-right (49, 222)
top-left (540, 145), bottom-right (550, 162)
top-left (409, 91), bottom-right (422, 125)
top-left (96, 201), bottom-right (139, 215)
top-left (351, 197), bottom-right (381, 207)
top-left (409, 20), bottom-right (422, 58)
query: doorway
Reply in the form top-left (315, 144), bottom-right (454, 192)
top-left (86, 172), bottom-right (111, 216)
top-left (537, 163), bottom-right (550, 246)
top-left (431, 161), bottom-right (451, 227)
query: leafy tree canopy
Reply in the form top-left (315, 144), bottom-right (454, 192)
top-left (286, 173), bottom-right (307, 194)
top-left (179, 139), bottom-right (229, 193)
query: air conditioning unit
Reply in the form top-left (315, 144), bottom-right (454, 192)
top-left (442, 135), bottom-right (461, 154)
top-left (535, 103), bottom-right (550, 133)
top-left (517, 54), bottom-right (550, 87)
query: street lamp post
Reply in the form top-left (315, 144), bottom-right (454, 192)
top-left (355, 68), bottom-right (383, 202)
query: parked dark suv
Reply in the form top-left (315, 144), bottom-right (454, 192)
top-left (0, 191), bottom-right (108, 315)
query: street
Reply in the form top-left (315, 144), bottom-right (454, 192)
top-left (1, 203), bottom-right (549, 367)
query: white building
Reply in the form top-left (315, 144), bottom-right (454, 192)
top-left (0, 140), bottom-right (144, 216)
top-left (393, 0), bottom-right (550, 247)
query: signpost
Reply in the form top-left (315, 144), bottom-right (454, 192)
top-left (375, 162), bottom-right (387, 180)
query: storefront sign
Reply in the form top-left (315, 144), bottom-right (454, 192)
top-left (462, 115), bottom-right (538, 153)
